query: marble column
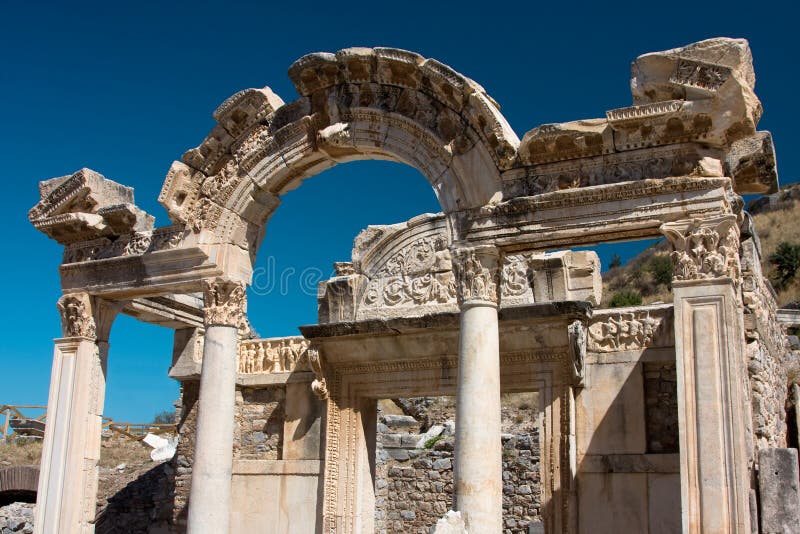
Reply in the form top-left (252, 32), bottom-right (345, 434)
top-left (451, 245), bottom-right (503, 533)
top-left (187, 279), bottom-right (246, 534)
top-left (661, 215), bottom-right (751, 534)
top-left (35, 295), bottom-right (120, 534)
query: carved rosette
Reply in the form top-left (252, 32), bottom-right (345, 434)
top-left (202, 279), bottom-right (246, 327)
top-left (451, 245), bottom-right (501, 307)
top-left (307, 346), bottom-right (329, 400)
top-left (660, 215), bottom-right (741, 284)
top-left (57, 294), bottom-right (97, 339)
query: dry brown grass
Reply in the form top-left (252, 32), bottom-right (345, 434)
top-left (0, 439), bottom-right (43, 467)
top-left (0, 436), bottom-right (153, 470)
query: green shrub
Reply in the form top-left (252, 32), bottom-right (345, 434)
top-left (647, 255), bottom-right (674, 288)
top-left (609, 254), bottom-right (622, 269)
top-left (424, 434), bottom-right (444, 449)
top-left (770, 242), bottom-right (800, 288)
top-left (609, 290), bottom-right (643, 308)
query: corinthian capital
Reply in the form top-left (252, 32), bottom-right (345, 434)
top-left (451, 245), bottom-right (501, 307)
top-left (57, 293), bottom-right (97, 339)
top-left (660, 215), bottom-right (741, 284)
top-left (202, 278), bottom-right (246, 327)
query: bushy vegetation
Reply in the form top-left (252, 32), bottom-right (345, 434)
top-left (769, 241), bottom-right (800, 289)
top-left (609, 290), bottom-right (643, 307)
top-left (152, 410), bottom-right (175, 425)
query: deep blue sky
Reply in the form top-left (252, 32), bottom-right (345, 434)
top-left (1, 1), bottom-right (796, 423)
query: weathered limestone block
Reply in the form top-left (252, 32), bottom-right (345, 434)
top-left (518, 119), bottom-right (613, 165)
top-left (629, 37), bottom-right (762, 146)
top-left (432, 511), bottom-right (467, 534)
top-left (757, 448), bottom-right (800, 534)
top-left (29, 168), bottom-right (154, 244)
top-left (724, 131), bottom-right (779, 194)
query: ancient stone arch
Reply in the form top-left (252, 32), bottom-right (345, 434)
top-left (158, 47), bottom-right (518, 278)
top-left (27, 37), bottom-right (792, 534)
top-left (0, 466), bottom-right (40, 505)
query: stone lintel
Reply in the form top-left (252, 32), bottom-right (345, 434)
top-left (467, 177), bottom-right (733, 249)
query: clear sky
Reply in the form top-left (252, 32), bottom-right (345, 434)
top-left (1, 0), bottom-right (797, 423)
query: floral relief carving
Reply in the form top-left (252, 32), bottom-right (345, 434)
top-left (361, 236), bottom-right (457, 309)
top-left (501, 255), bottom-right (529, 297)
top-left (661, 216), bottom-right (741, 283)
top-left (202, 279), bottom-right (246, 327)
top-left (452, 246), bottom-right (500, 306)
top-left (57, 294), bottom-right (96, 339)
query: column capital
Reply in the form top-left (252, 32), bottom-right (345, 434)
top-left (202, 278), bottom-right (246, 327)
top-left (57, 293), bottom-right (96, 340)
top-left (659, 215), bottom-right (741, 285)
top-left (450, 244), bottom-right (501, 308)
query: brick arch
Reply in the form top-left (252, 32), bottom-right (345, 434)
top-left (157, 47), bottom-right (520, 274)
top-left (0, 466), bottom-right (39, 505)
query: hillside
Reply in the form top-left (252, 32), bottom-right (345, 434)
top-left (602, 183), bottom-right (800, 309)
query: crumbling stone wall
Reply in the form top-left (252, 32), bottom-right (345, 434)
top-left (375, 401), bottom-right (542, 534)
top-left (234, 387), bottom-right (284, 459)
top-left (172, 381), bottom-right (198, 529)
top-left (95, 463), bottom-right (174, 534)
top-left (644, 362), bottom-right (679, 453)
top-left (742, 238), bottom-right (791, 449)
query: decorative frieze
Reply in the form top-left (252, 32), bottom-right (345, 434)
top-left (660, 215), bottom-right (741, 283)
top-left (57, 294), bottom-right (96, 339)
top-left (237, 336), bottom-right (310, 374)
top-left (451, 246), bottom-right (500, 306)
top-left (588, 307), bottom-right (672, 353)
top-left (202, 279), bottom-right (246, 327)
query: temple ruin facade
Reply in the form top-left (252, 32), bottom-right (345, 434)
top-left (27, 38), bottom-right (798, 533)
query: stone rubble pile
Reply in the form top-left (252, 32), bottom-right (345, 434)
top-left (0, 502), bottom-right (34, 534)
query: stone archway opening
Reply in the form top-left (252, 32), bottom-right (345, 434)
top-left (0, 466), bottom-right (39, 506)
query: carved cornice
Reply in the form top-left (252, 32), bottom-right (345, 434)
top-left (57, 294), bottom-right (96, 339)
top-left (451, 245), bottom-right (501, 307)
top-left (202, 279), bottom-right (246, 327)
top-left (660, 215), bottom-right (741, 283)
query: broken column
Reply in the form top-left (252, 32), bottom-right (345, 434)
top-left (451, 245), bottom-right (503, 532)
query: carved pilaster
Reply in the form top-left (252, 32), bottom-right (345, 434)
top-left (57, 293), bottom-right (96, 339)
top-left (451, 245), bottom-right (501, 307)
top-left (660, 215), bottom-right (741, 284)
top-left (202, 278), bottom-right (246, 327)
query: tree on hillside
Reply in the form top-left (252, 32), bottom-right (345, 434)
top-left (152, 410), bottom-right (176, 425)
top-left (769, 241), bottom-right (800, 289)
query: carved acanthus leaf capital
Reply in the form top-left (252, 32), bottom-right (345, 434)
top-left (307, 346), bottom-right (329, 400)
top-left (660, 215), bottom-right (741, 283)
top-left (57, 294), bottom-right (96, 339)
top-left (202, 279), bottom-right (246, 327)
top-left (451, 245), bottom-right (501, 307)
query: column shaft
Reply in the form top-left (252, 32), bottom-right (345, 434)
top-left (455, 303), bottom-right (502, 532)
top-left (186, 324), bottom-right (238, 534)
